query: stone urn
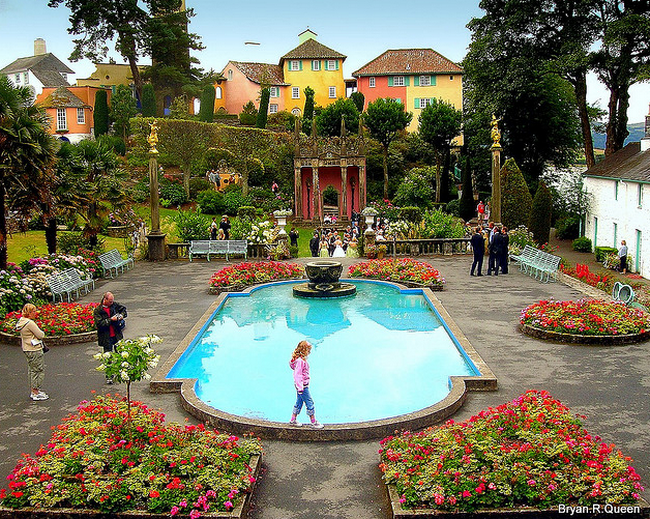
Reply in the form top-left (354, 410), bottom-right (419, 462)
top-left (304, 260), bottom-right (344, 288)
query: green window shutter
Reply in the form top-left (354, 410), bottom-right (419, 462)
top-left (299, 61), bottom-right (303, 71)
top-left (335, 60), bottom-right (339, 70)
top-left (311, 61), bottom-right (316, 71)
top-left (431, 76), bottom-right (436, 86)
top-left (388, 77), bottom-right (394, 87)
top-left (404, 76), bottom-right (410, 86)
top-left (414, 76), bottom-right (419, 86)
top-left (414, 98), bottom-right (420, 109)
top-left (324, 61), bottom-right (328, 71)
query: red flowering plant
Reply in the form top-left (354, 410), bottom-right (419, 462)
top-left (379, 390), bottom-right (644, 512)
top-left (0, 395), bottom-right (262, 516)
top-left (209, 261), bottom-right (305, 293)
top-left (520, 299), bottom-right (649, 336)
top-left (348, 259), bottom-right (445, 287)
top-left (560, 263), bottom-right (613, 292)
top-left (1, 303), bottom-right (99, 336)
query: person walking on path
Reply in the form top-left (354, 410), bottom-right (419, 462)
top-left (16, 303), bottom-right (48, 401)
top-left (94, 292), bottom-right (127, 384)
top-left (618, 240), bottom-right (628, 274)
top-left (470, 227), bottom-right (485, 276)
top-left (289, 340), bottom-right (324, 429)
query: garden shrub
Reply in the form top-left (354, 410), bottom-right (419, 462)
top-left (595, 246), bottom-right (618, 263)
top-left (267, 110), bottom-right (297, 132)
top-left (420, 208), bottom-right (465, 239)
top-left (172, 210), bottom-right (210, 242)
top-left (572, 236), bottom-right (592, 252)
top-left (96, 134), bottom-right (126, 156)
top-left (555, 215), bottom-right (580, 240)
top-left (196, 189), bottom-right (225, 215)
top-left (222, 187), bottom-right (251, 215)
top-left (445, 198), bottom-right (460, 217)
top-left (398, 206), bottom-right (422, 223)
top-left (500, 158), bottom-right (532, 230)
top-left (58, 232), bottom-right (105, 254)
top-left (189, 177), bottom-right (211, 198)
top-left (159, 181), bottom-right (188, 207)
top-left (507, 225), bottom-right (536, 255)
top-left (393, 166), bottom-right (435, 209)
top-left (529, 181), bottom-right (553, 245)
top-left (239, 101), bottom-right (258, 126)
top-left (237, 206), bottom-right (259, 220)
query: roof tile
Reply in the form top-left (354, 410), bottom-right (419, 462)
top-left (281, 38), bottom-right (346, 61)
top-left (583, 142), bottom-right (650, 182)
top-left (353, 49), bottom-right (463, 76)
top-left (230, 61), bottom-right (287, 85)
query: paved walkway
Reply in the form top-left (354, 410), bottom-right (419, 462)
top-left (1, 254), bottom-right (649, 518)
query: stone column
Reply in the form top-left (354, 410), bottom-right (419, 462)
top-left (359, 164), bottom-right (367, 211)
top-left (340, 162), bottom-right (348, 219)
top-left (146, 123), bottom-right (166, 261)
top-left (491, 145), bottom-right (502, 224)
top-left (294, 165), bottom-right (302, 219)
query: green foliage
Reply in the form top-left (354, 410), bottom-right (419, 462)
top-left (256, 88), bottom-right (270, 129)
top-left (189, 177), bottom-right (211, 198)
top-left (393, 166), bottom-right (434, 208)
top-left (267, 110), bottom-right (297, 132)
top-left (507, 225), bottom-right (537, 254)
top-left (500, 158), bottom-right (533, 230)
top-left (322, 185), bottom-right (339, 206)
top-left (302, 86), bottom-right (315, 135)
top-left (398, 206), bottom-right (422, 223)
top-left (57, 231), bottom-right (106, 254)
top-left (555, 216), bottom-right (580, 240)
top-left (529, 181), bottom-right (553, 245)
top-left (198, 84), bottom-right (215, 122)
top-left (572, 236), bottom-right (592, 252)
top-left (109, 84), bottom-right (137, 140)
top-left (350, 91), bottom-right (365, 113)
top-left (420, 208), bottom-right (465, 239)
top-left (445, 199), bottom-right (460, 217)
top-left (159, 180), bottom-right (187, 207)
top-left (316, 97), bottom-right (359, 136)
top-left (168, 95), bottom-right (190, 120)
top-left (96, 134), bottom-right (126, 156)
top-left (94, 89), bottom-right (109, 137)
top-left (237, 206), bottom-right (258, 221)
top-left (196, 189), bottom-right (224, 215)
top-left (172, 209), bottom-right (210, 241)
top-left (223, 186), bottom-right (251, 215)
top-left (239, 101), bottom-right (258, 126)
top-left (459, 156), bottom-right (476, 221)
top-left (595, 246), bottom-right (618, 263)
top-left (141, 84), bottom-right (157, 117)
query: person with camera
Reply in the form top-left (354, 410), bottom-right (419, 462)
top-left (94, 292), bottom-right (127, 384)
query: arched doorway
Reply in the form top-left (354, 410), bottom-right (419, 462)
top-left (322, 185), bottom-right (339, 218)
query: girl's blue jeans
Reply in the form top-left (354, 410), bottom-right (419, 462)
top-left (293, 386), bottom-right (315, 417)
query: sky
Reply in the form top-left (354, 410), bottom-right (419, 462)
top-left (1, 0), bottom-right (648, 124)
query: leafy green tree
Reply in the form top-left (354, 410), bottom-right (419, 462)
top-left (418, 99), bottom-right (462, 204)
top-left (141, 83), bottom-right (157, 117)
top-left (364, 98), bottom-right (412, 199)
top-left (239, 101), bottom-right (258, 126)
top-left (0, 76), bottom-right (58, 265)
top-left (350, 91), bottom-right (365, 113)
top-left (94, 89), bottom-right (109, 137)
top-left (256, 88), bottom-right (270, 129)
top-left (529, 181), bottom-right (553, 245)
top-left (459, 155), bottom-right (476, 222)
top-left (302, 86), bottom-right (315, 136)
top-left (500, 158), bottom-right (532, 230)
top-left (168, 95), bottom-right (191, 120)
top-left (198, 84), bottom-right (215, 122)
top-left (393, 167), bottom-right (434, 209)
top-left (110, 85), bottom-right (137, 141)
top-left (316, 98), bottom-right (359, 137)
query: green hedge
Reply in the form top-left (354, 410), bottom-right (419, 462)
top-left (595, 246), bottom-right (618, 263)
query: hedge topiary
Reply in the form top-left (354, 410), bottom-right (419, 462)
top-left (595, 246), bottom-right (618, 263)
top-left (459, 156), bottom-right (475, 221)
top-left (94, 90), bottom-right (109, 137)
top-left (198, 84), bottom-right (216, 123)
top-left (500, 158), bottom-right (532, 230)
top-left (141, 84), bottom-right (157, 117)
top-left (256, 88), bottom-right (270, 129)
top-left (572, 236), bottom-right (592, 252)
top-left (529, 181), bottom-right (553, 245)
top-left (197, 190), bottom-right (225, 215)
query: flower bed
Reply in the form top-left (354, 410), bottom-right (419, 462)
top-left (560, 263), bottom-right (613, 292)
top-left (520, 299), bottom-right (650, 343)
top-left (348, 259), bottom-right (445, 288)
top-left (380, 390), bottom-right (644, 514)
top-left (0, 395), bottom-right (262, 517)
top-left (209, 261), bottom-right (305, 293)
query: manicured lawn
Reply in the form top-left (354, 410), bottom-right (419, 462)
top-left (6, 231), bottom-right (128, 265)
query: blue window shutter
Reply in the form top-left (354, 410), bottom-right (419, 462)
top-left (414, 76), bottom-right (419, 86)
top-left (388, 77), bottom-right (394, 87)
top-left (404, 76), bottom-right (410, 86)
top-left (431, 75), bottom-right (436, 86)
top-left (414, 98), bottom-right (420, 109)
top-left (299, 61), bottom-right (303, 71)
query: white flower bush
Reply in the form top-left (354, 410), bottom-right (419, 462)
top-left (247, 220), bottom-right (279, 244)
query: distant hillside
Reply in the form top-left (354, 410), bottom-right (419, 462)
top-left (592, 121), bottom-right (645, 150)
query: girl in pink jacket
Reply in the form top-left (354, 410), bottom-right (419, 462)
top-left (289, 340), bottom-right (323, 428)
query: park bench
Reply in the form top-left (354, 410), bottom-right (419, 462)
top-left (46, 268), bottom-right (95, 302)
top-left (99, 249), bottom-right (134, 278)
top-left (510, 245), bottom-right (539, 275)
top-left (189, 240), bottom-right (212, 261)
top-left (210, 240), bottom-right (248, 261)
top-left (510, 245), bottom-right (560, 283)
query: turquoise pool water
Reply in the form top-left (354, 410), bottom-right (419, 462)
top-left (167, 280), bottom-right (478, 424)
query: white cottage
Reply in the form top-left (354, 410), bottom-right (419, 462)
top-left (582, 111), bottom-right (650, 279)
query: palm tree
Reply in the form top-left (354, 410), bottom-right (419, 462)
top-left (0, 76), bottom-right (58, 268)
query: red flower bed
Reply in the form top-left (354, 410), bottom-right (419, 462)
top-left (209, 261), bottom-right (304, 292)
top-left (1, 303), bottom-right (98, 336)
top-left (560, 263), bottom-right (613, 291)
top-left (380, 390), bottom-right (643, 512)
top-left (348, 259), bottom-right (444, 287)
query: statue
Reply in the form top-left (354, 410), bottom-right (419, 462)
top-left (148, 120), bottom-right (159, 154)
top-left (490, 115), bottom-right (501, 148)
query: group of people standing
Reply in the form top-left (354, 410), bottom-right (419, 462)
top-left (210, 216), bottom-right (231, 241)
top-left (469, 223), bottom-right (510, 276)
top-left (309, 224), bottom-right (361, 258)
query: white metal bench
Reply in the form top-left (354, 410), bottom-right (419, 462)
top-left (510, 244), bottom-right (560, 283)
top-left (211, 240), bottom-right (248, 261)
top-left (189, 240), bottom-right (212, 261)
top-left (99, 249), bottom-right (134, 277)
top-left (46, 268), bottom-right (95, 302)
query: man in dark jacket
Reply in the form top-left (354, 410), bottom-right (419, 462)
top-left (487, 227), bottom-right (503, 275)
top-left (94, 292), bottom-right (127, 384)
top-left (309, 231), bottom-right (320, 257)
top-left (219, 215), bottom-right (231, 240)
top-left (500, 227), bottom-right (510, 274)
top-left (469, 227), bottom-right (485, 276)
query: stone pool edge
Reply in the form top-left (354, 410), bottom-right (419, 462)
top-left (150, 281), bottom-right (498, 441)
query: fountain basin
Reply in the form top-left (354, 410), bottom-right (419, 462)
top-left (293, 260), bottom-right (357, 298)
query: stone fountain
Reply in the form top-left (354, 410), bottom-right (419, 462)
top-left (293, 260), bottom-right (357, 298)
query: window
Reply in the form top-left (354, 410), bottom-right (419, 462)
top-left (326, 60), bottom-right (337, 70)
top-left (289, 60), bottom-right (301, 71)
top-left (77, 107), bottom-right (85, 124)
top-left (613, 223), bottom-right (617, 246)
top-left (328, 86), bottom-right (336, 98)
top-left (419, 75), bottom-right (431, 86)
top-left (228, 69), bottom-right (233, 81)
top-left (216, 86), bottom-right (222, 99)
top-left (450, 76), bottom-right (454, 81)
top-left (269, 87), bottom-right (279, 98)
top-left (269, 104), bottom-right (278, 114)
top-left (638, 184), bottom-right (643, 207)
top-left (417, 98), bottom-right (433, 109)
top-left (292, 87), bottom-right (300, 99)
top-left (369, 77), bottom-right (375, 88)
top-left (14, 74), bottom-right (20, 83)
top-left (393, 76), bottom-right (405, 86)
top-left (23, 72), bottom-right (29, 84)
top-left (56, 108), bottom-right (67, 131)
top-left (311, 60), bottom-right (320, 71)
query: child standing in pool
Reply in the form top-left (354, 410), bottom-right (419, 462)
top-left (289, 340), bottom-right (324, 428)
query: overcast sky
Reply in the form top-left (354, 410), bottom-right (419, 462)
top-left (1, 0), bottom-right (648, 123)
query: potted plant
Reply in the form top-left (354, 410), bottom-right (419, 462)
top-left (376, 243), bottom-right (387, 259)
top-left (273, 209), bottom-right (293, 234)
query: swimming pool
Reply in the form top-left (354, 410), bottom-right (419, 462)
top-left (166, 280), bottom-right (481, 425)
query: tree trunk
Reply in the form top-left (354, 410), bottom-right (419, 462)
top-left (572, 71), bottom-right (595, 169)
top-left (0, 180), bottom-right (7, 270)
top-left (382, 145), bottom-right (389, 200)
top-left (605, 84), bottom-right (630, 157)
top-left (45, 217), bottom-right (57, 254)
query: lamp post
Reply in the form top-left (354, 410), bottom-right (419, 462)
top-left (146, 120), bottom-right (166, 261)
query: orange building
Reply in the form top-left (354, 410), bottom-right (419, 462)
top-left (35, 85), bottom-right (111, 143)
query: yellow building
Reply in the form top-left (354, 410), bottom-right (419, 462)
top-left (76, 63), bottom-right (143, 94)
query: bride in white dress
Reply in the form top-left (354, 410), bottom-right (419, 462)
top-left (332, 237), bottom-right (346, 257)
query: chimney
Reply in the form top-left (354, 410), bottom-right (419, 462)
top-left (642, 103), bottom-right (650, 152)
top-left (34, 38), bottom-right (47, 56)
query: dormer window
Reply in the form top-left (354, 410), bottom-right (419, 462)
top-left (228, 70), bottom-right (233, 81)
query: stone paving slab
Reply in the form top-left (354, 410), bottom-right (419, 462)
top-left (1, 255), bottom-right (649, 519)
